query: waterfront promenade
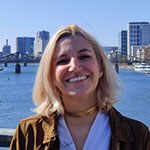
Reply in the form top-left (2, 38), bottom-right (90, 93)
top-left (0, 128), bottom-right (15, 147)
top-left (119, 64), bottom-right (134, 69)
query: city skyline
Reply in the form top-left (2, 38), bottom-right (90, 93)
top-left (0, 0), bottom-right (150, 52)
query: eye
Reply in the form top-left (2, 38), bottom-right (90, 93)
top-left (79, 55), bottom-right (91, 60)
top-left (56, 58), bottom-right (70, 65)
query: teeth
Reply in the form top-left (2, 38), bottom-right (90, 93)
top-left (69, 76), bottom-right (87, 83)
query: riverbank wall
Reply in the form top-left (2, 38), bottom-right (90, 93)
top-left (118, 64), bottom-right (134, 69)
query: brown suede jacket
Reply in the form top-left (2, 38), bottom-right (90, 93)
top-left (10, 107), bottom-right (150, 150)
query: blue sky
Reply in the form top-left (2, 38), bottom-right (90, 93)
top-left (0, 0), bottom-right (150, 52)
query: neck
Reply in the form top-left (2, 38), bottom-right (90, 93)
top-left (65, 103), bottom-right (99, 118)
top-left (64, 106), bottom-right (98, 125)
top-left (62, 93), bottom-right (98, 113)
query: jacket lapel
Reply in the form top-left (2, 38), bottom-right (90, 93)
top-left (108, 107), bottom-right (134, 150)
top-left (39, 107), bottom-right (134, 150)
top-left (41, 114), bottom-right (59, 149)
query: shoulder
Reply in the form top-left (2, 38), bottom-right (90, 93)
top-left (19, 114), bottom-right (43, 125)
top-left (17, 113), bottom-right (58, 133)
top-left (108, 107), bottom-right (150, 148)
top-left (125, 115), bottom-right (148, 128)
top-left (15, 115), bottom-right (44, 134)
top-left (109, 107), bottom-right (149, 127)
top-left (108, 107), bottom-right (150, 136)
top-left (123, 115), bottom-right (150, 136)
top-left (11, 114), bottom-right (59, 149)
top-left (118, 110), bottom-right (150, 147)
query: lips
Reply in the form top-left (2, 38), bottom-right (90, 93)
top-left (66, 75), bottom-right (89, 83)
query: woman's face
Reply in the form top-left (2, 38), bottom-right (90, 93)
top-left (53, 36), bottom-right (103, 98)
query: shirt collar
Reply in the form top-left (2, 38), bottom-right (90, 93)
top-left (40, 107), bottom-right (134, 145)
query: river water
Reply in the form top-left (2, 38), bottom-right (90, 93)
top-left (0, 64), bottom-right (150, 129)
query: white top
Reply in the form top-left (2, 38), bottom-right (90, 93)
top-left (58, 112), bottom-right (111, 150)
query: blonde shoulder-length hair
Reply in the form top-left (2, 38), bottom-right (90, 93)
top-left (33, 24), bottom-right (122, 117)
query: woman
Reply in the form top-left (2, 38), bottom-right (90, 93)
top-left (10, 24), bottom-right (150, 150)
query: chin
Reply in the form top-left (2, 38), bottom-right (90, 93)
top-left (68, 91), bottom-right (88, 97)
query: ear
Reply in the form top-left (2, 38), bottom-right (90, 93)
top-left (98, 63), bottom-right (103, 78)
top-left (99, 71), bottom-right (103, 78)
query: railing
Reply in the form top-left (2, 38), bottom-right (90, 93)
top-left (0, 128), bottom-right (15, 147)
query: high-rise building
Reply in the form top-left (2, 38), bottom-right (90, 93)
top-left (118, 30), bottom-right (127, 57)
top-left (3, 39), bottom-right (11, 55)
top-left (16, 37), bottom-right (35, 55)
top-left (128, 22), bottom-right (150, 59)
top-left (37, 31), bottom-right (49, 49)
top-left (34, 30), bottom-right (50, 57)
top-left (34, 37), bottom-right (42, 57)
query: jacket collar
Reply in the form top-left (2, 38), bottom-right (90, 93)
top-left (40, 113), bottom-right (58, 144)
top-left (108, 107), bottom-right (134, 142)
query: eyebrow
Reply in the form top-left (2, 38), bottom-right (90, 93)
top-left (78, 48), bottom-right (92, 53)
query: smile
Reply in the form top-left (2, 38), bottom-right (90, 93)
top-left (67, 75), bottom-right (89, 83)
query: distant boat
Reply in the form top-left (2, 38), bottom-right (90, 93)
top-left (0, 67), bottom-right (4, 71)
top-left (134, 63), bottom-right (146, 72)
top-left (145, 65), bottom-right (150, 74)
top-left (134, 63), bottom-right (150, 74)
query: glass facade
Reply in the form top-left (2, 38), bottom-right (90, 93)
top-left (119, 30), bottom-right (127, 56)
top-left (37, 30), bottom-right (50, 51)
top-left (128, 22), bottom-right (150, 58)
top-left (16, 37), bottom-right (35, 55)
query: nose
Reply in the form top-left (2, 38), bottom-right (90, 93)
top-left (68, 57), bottom-right (81, 73)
